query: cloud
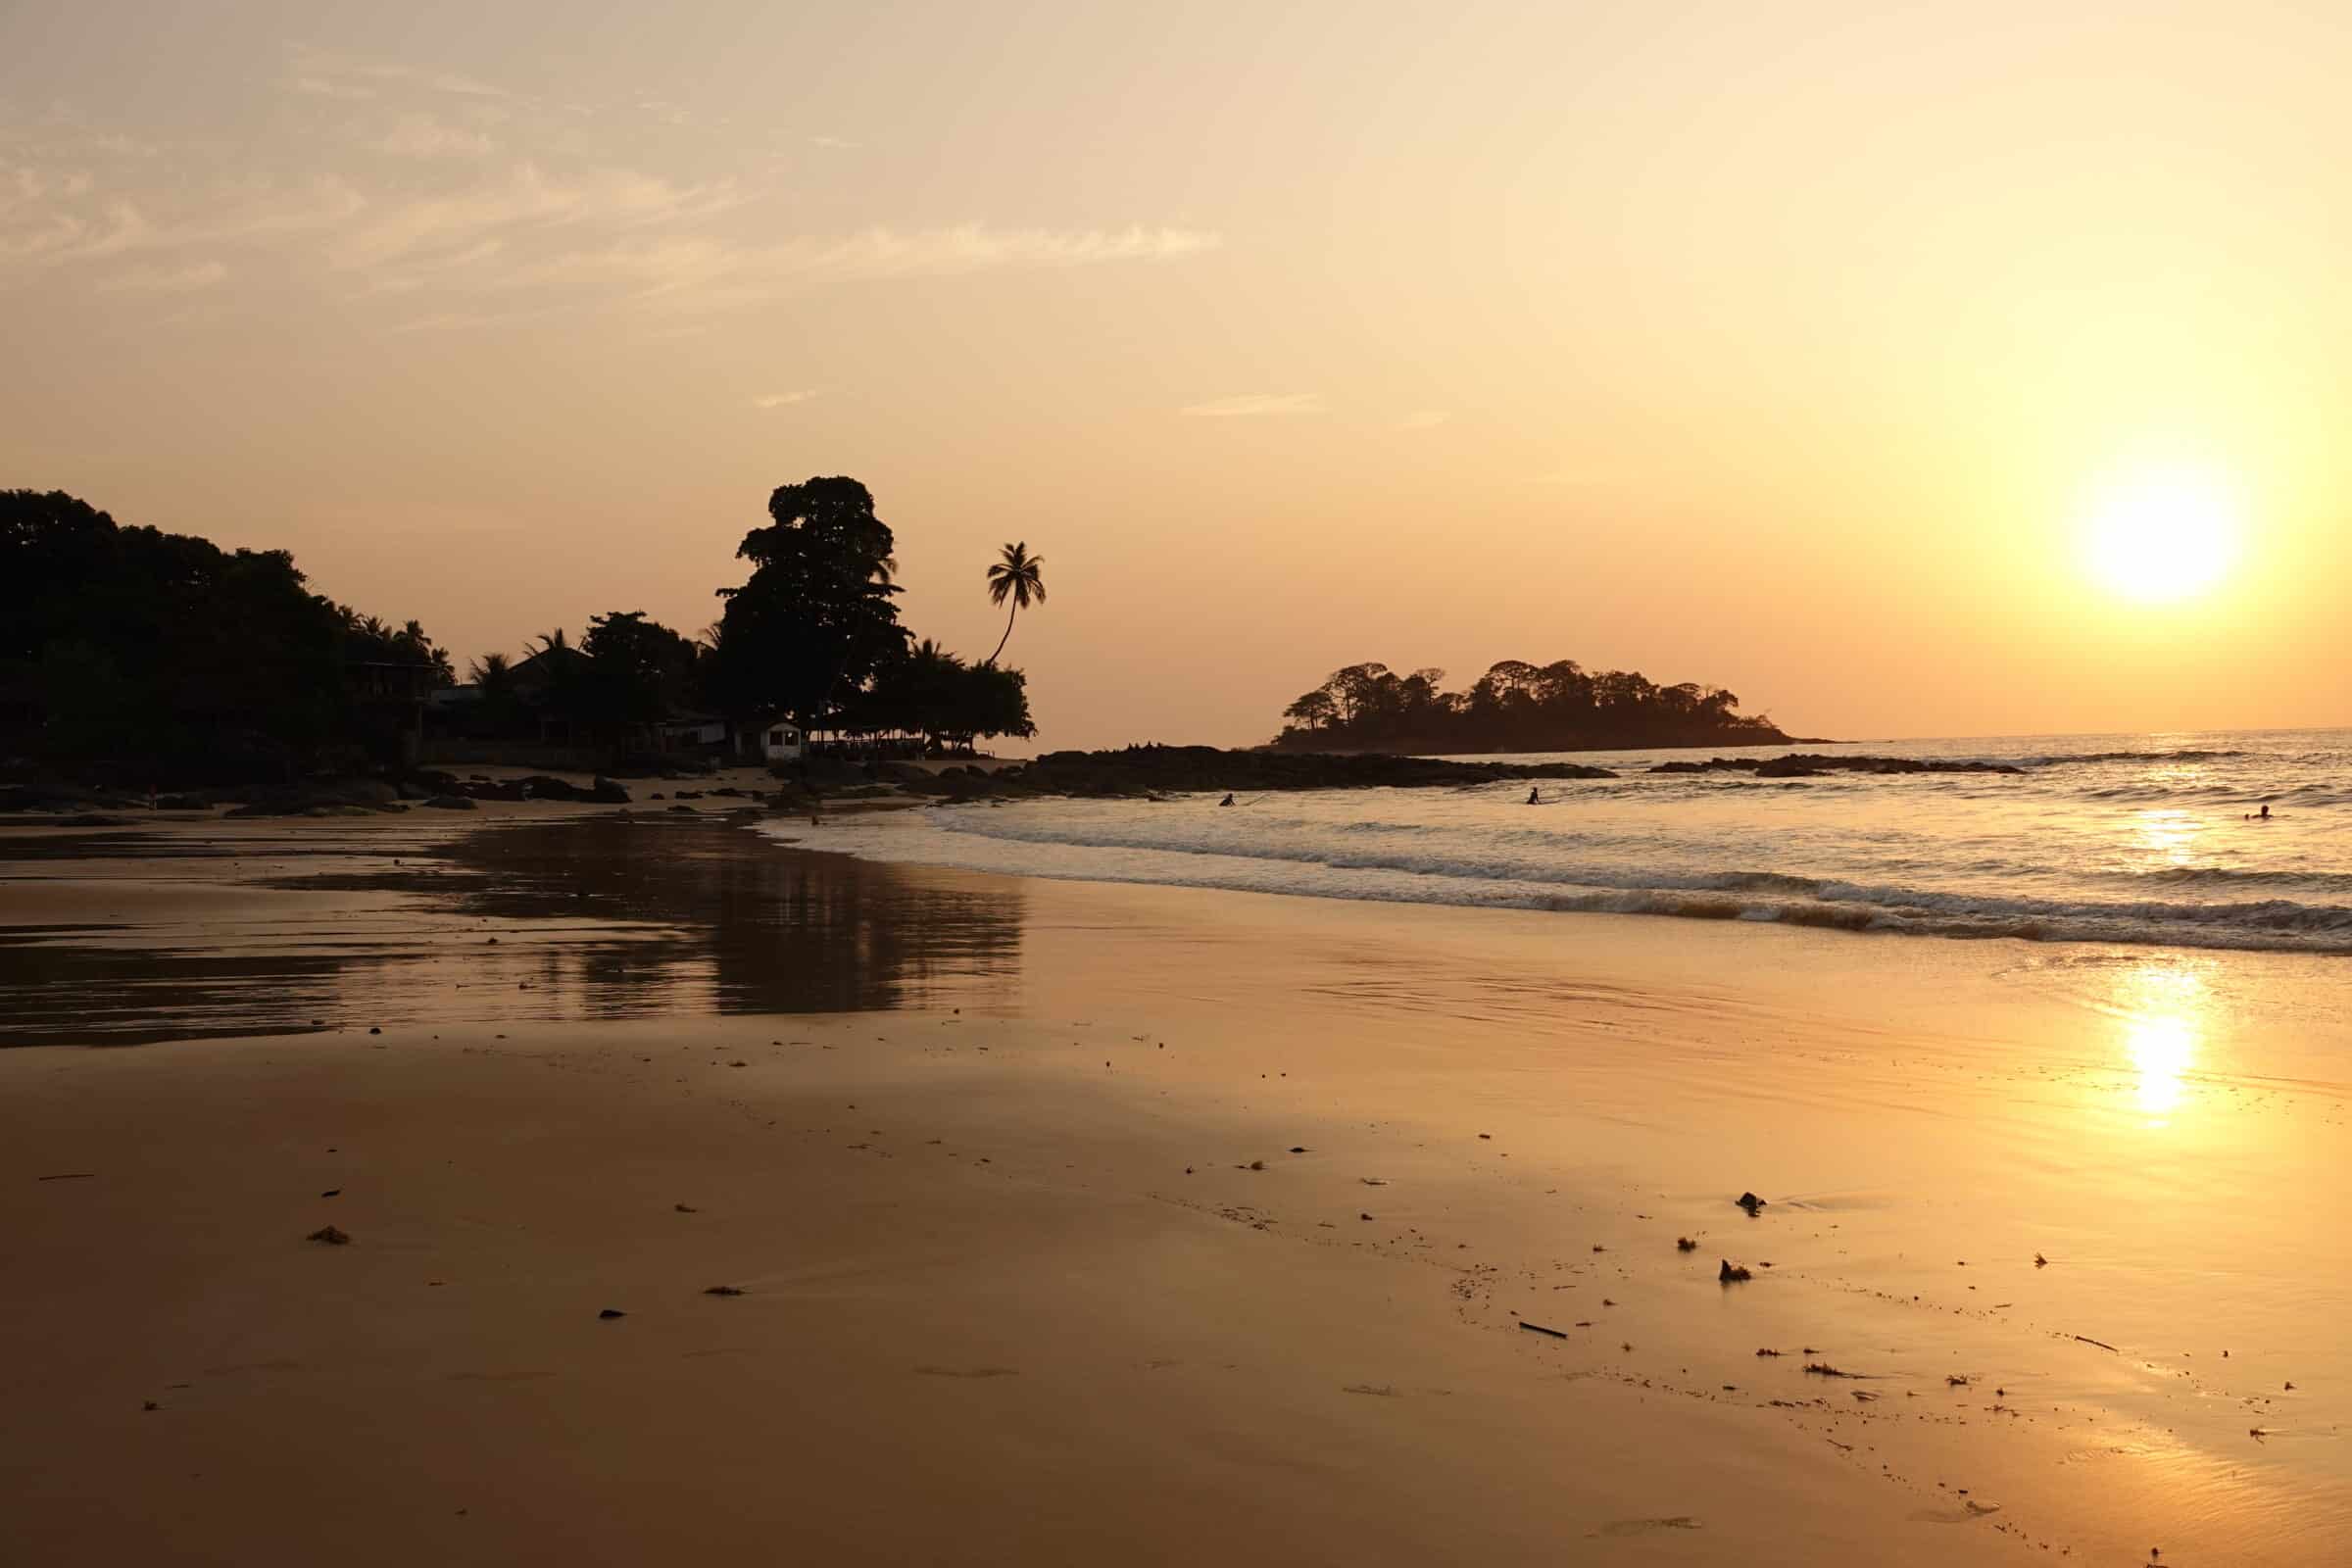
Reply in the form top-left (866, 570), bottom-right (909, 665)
top-left (0, 158), bottom-right (361, 278)
top-left (293, 75), bottom-right (377, 101)
top-left (328, 164), bottom-right (734, 272)
top-left (467, 222), bottom-right (1220, 316)
top-left (1180, 392), bottom-right (1324, 417)
top-left (1395, 409), bottom-right (1450, 429)
top-left (753, 390), bottom-right (817, 409)
top-left (4, 93), bottom-right (1219, 323)
top-left (371, 114), bottom-right (494, 159)
top-left (287, 46), bottom-right (514, 104)
top-left (96, 260), bottom-right (227, 293)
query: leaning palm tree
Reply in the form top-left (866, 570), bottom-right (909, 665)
top-left (983, 542), bottom-right (1046, 664)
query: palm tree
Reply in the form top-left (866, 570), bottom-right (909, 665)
top-left (468, 651), bottom-right (514, 695)
top-left (983, 541), bottom-right (1046, 664)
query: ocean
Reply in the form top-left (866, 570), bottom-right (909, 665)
top-left (772, 729), bottom-right (2352, 956)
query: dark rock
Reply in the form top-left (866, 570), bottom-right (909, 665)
top-left (598, 1307), bottom-right (626, 1320)
top-left (1736, 1192), bottom-right (1766, 1215)
top-left (1720, 1259), bottom-right (1752, 1283)
top-left (306, 1225), bottom-right (351, 1246)
top-left (1649, 754), bottom-right (2024, 777)
top-left (1004, 745), bottom-right (1616, 799)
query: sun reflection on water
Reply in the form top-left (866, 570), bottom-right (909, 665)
top-left (2108, 962), bottom-right (2209, 1121)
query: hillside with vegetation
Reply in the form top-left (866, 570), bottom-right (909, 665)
top-left (1, 478), bottom-right (1037, 784)
top-left (1274, 661), bottom-right (1792, 755)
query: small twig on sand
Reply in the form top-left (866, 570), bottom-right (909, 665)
top-left (1519, 1321), bottom-right (1569, 1340)
top-left (2073, 1335), bottom-right (2119, 1352)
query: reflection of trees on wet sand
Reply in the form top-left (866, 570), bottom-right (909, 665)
top-left (449, 817), bottom-right (1026, 1014)
top-left (0, 817), bottom-right (1024, 1046)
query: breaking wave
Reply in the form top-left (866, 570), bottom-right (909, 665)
top-left (775, 728), bottom-right (2352, 956)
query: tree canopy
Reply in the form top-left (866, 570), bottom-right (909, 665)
top-left (1, 489), bottom-right (447, 777)
top-left (1273, 659), bottom-right (1788, 754)
top-left (709, 477), bottom-right (909, 729)
top-left (4, 477), bottom-right (1039, 779)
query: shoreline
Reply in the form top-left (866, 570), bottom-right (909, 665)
top-left (3, 810), bottom-right (2346, 1562)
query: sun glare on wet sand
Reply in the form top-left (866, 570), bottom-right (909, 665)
top-left (2078, 457), bottom-right (2247, 604)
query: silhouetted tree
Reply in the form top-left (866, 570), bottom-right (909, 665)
top-left (1271, 654), bottom-right (1786, 755)
top-left (0, 489), bottom-right (444, 777)
top-left (710, 477), bottom-right (908, 733)
top-left (984, 541), bottom-right (1047, 664)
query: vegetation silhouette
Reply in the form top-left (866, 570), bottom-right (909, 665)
top-left (3, 479), bottom-right (1035, 782)
top-left (984, 541), bottom-right (1046, 664)
top-left (1276, 661), bottom-right (1789, 754)
top-left (1, 489), bottom-right (451, 780)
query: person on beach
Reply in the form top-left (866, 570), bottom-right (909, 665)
top-left (1219, 793), bottom-right (1235, 807)
top-left (1527, 787), bottom-right (1541, 805)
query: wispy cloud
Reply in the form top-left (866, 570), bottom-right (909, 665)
top-left (1396, 409), bottom-right (1450, 430)
top-left (292, 74), bottom-right (376, 101)
top-left (328, 164), bottom-right (734, 272)
top-left (5, 74), bottom-right (1219, 325)
top-left (371, 114), bottom-right (494, 159)
top-left (752, 389), bottom-right (817, 409)
top-left (97, 260), bottom-right (227, 293)
top-left (1181, 392), bottom-right (1324, 417)
top-left (466, 222), bottom-right (1220, 316)
top-left (287, 46), bottom-right (515, 104)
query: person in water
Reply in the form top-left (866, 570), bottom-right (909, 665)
top-left (1527, 787), bottom-right (1541, 805)
top-left (1219, 793), bottom-right (1235, 807)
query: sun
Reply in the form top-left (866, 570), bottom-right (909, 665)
top-left (2077, 458), bottom-right (2245, 604)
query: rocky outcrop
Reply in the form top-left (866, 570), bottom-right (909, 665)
top-left (987, 746), bottom-right (1615, 799)
top-left (1648, 754), bottom-right (2023, 778)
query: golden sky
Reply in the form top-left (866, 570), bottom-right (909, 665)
top-left (5, 1), bottom-right (2346, 747)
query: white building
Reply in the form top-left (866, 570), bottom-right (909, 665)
top-left (759, 722), bottom-right (804, 761)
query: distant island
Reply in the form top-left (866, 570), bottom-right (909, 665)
top-left (1272, 661), bottom-right (1794, 754)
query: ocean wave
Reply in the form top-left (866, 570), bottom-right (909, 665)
top-left (880, 810), bottom-right (2352, 955)
top-left (2024, 748), bottom-right (2251, 766)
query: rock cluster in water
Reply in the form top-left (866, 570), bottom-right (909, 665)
top-left (1648, 754), bottom-right (2023, 778)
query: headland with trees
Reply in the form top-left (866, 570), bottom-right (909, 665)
top-left (1273, 661), bottom-right (1794, 754)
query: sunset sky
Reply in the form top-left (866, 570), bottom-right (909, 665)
top-left (6, 1), bottom-right (2347, 748)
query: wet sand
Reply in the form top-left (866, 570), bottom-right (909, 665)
top-left (2, 810), bottom-right (2345, 1564)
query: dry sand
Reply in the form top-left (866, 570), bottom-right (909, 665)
top-left (1, 808), bottom-right (2344, 1564)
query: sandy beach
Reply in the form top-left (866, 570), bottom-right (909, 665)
top-left (3, 805), bottom-right (2345, 1564)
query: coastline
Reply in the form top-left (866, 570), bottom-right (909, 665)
top-left (3, 809), bottom-right (2344, 1563)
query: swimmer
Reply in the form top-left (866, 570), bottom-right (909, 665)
top-left (1527, 787), bottom-right (1541, 806)
top-left (1219, 793), bottom-right (1235, 807)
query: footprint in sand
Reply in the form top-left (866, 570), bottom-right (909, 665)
top-left (914, 1365), bottom-right (1019, 1379)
